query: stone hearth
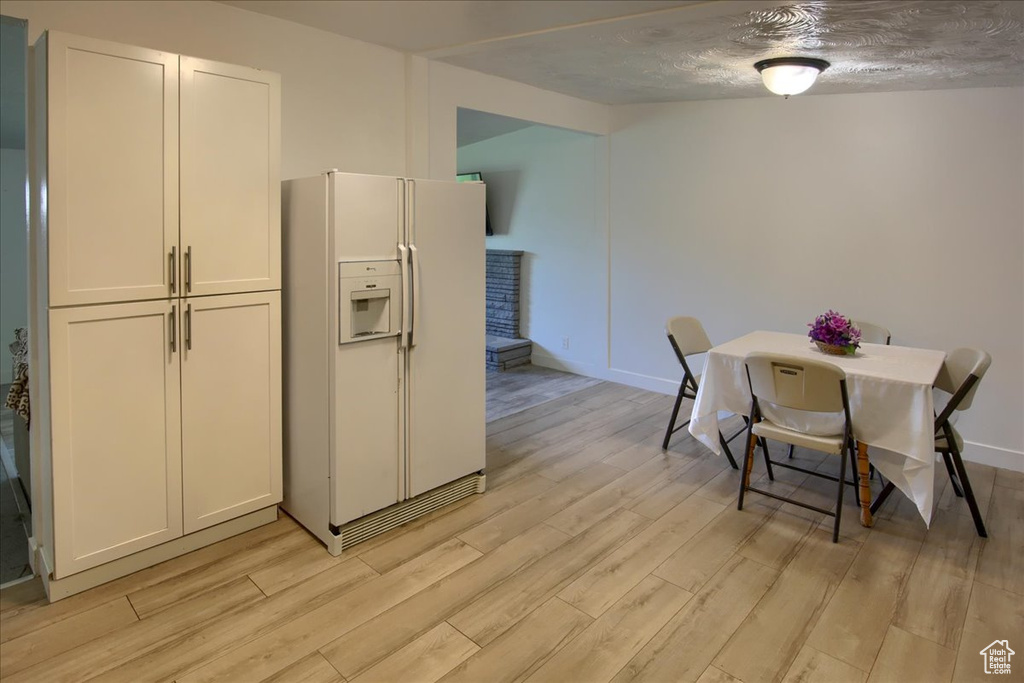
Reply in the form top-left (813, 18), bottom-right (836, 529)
top-left (485, 249), bottom-right (531, 370)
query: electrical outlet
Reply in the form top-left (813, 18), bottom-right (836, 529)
top-left (561, 336), bottom-right (570, 350)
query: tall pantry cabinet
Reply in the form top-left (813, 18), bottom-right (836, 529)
top-left (28, 31), bottom-right (282, 600)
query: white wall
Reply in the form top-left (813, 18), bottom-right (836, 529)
top-left (417, 59), bottom-right (610, 180)
top-left (1, 0), bottom-right (408, 179)
top-left (609, 87), bottom-right (1024, 468)
top-left (458, 125), bottom-right (607, 369)
top-left (0, 148), bottom-right (27, 384)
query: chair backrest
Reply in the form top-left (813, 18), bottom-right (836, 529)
top-left (852, 320), bottom-right (891, 345)
top-left (666, 316), bottom-right (712, 358)
top-left (934, 347), bottom-right (991, 412)
top-left (745, 352), bottom-right (847, 413)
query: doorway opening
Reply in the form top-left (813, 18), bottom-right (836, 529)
top-left (0, 13), bottom-right (32, 585)
top-left (456, 108), bottom-right (605, 424)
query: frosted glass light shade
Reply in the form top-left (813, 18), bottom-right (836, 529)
top-left (754, 58), bottom-right (830, 96)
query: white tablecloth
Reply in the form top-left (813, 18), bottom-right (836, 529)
top-left (689, 331), bottom-right (947, 525)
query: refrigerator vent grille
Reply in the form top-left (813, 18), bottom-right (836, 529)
top-left (337, 473), bottom-right (485, 550)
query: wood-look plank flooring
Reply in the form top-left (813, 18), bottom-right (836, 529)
top-left (486, 364), bottom-right (602, 422)
top-left (1, 379), bottom-right (1021, 683)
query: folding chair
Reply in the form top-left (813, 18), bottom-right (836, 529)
top-left (851, 320), bottom-right (891, 345)
top-left (661, 316), bottom-right (741, 469)
top-left (738, 352), bottom-right (859, 543)
top-left (869, 347), bottom-right (991, 537)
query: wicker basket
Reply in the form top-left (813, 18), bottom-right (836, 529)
top-left (815, 340), bottom-right (851, 356)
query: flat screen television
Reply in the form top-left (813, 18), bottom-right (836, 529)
top-left (456, 171), bottom-right (494, 236)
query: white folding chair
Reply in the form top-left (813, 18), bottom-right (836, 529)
top-left (662, 316), bottom-right (742, 469)
top-left (851, 320), bottom-right (891, 345)
top-left (738, 352), bottom-right (858, 543)
top-left (869, 347), bottom-right (991, 537)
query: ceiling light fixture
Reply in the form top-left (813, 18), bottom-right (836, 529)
top-left (754, 57), bottom-right (830, 97)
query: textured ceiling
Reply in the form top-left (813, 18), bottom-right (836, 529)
top-left (221, 0), bottom-right (1024, 104)
top-left (434, 0), bottom-right (1024, 104)
top-left (219, 0), bottom-right (698, 53)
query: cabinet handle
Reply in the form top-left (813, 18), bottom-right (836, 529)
top-left (169, 247), bottom-right (177, 294)
top-left (170, 305), bottom-right (176, 353)
top-left (185, 246), bottom-right (192, 293)
top-left (185, 303), bottom-right (192, 350)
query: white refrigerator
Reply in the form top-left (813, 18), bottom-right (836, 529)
top-left (282, 171), bottom-right (486, 554)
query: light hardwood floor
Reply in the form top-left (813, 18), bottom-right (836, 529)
top-left (0, 381), bottom-right (1020, 683)
top-left (486, 364), bottom-right (603, 422)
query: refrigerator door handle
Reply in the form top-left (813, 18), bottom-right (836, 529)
top-left (398, 244), bottom-right (410, 349)
top-left (409, 243), bottom-right (420, 348)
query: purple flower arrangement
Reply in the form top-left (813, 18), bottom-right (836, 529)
top-left (808, 310), bottom-right (861, 355)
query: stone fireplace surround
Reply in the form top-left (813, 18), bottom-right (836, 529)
top-left (485, 250), bottom-right (532, 370)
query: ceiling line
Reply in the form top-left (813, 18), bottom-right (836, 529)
top-left (417, 0), bottom-right (786, 58)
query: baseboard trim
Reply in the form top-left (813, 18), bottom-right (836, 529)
top-left (963, 441), bottom-right (1023, 472)
top-left (0, 573), bottom-right (37, 591)
top-left (528, 351), bottom-right (597, 377)
top-left (531, 352), bottom-right (677, 395)
top-left (29, 535), bottom-right (50, 594)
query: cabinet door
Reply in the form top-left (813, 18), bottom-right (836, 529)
top-left (49, 301), bottom-right (182, 577)
top-left (46, 32), bottom-right (179, 307)
top-left (181, 292), bottom-right (282, 533)
top-left (180, 57), bottom-right (281, 297)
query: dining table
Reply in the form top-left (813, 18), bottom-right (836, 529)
top-left (688, 330), bottom-right (947, 527)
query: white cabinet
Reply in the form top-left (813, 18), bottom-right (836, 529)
top-left (181, 292), bottom-right (282, 533)
top-left (180, 58), bottom-right (281, 297)
top-left (31, 31), bottom-right (282, 597)
top-left (46, 293), bottom-right (283, 574)
top-left (48, 301), bottom-right (182, 576)
top-left (43, 33), bottom-right (281, 306)
top-left (45, 32), bottom-right (179, 307)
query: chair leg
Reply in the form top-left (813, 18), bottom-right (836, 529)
top-left (834, 445), bottom-right (849, 543)
top-left (787, 444), bottom-right (794, 459)
top-left (718, 431), bottom-right (739, 470)
top-left (942, 451), bottom-right (964, 497)
top-left (949, 446), bottom-right (988, 537)
top-left (870, 481), bottom-right (896, 515)
top-left (662, 381), bottom-right (687, 450)
top-left (760, 439), bottom-right (775, 481)
top-left (737, 432), bottom-right (757, 511)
